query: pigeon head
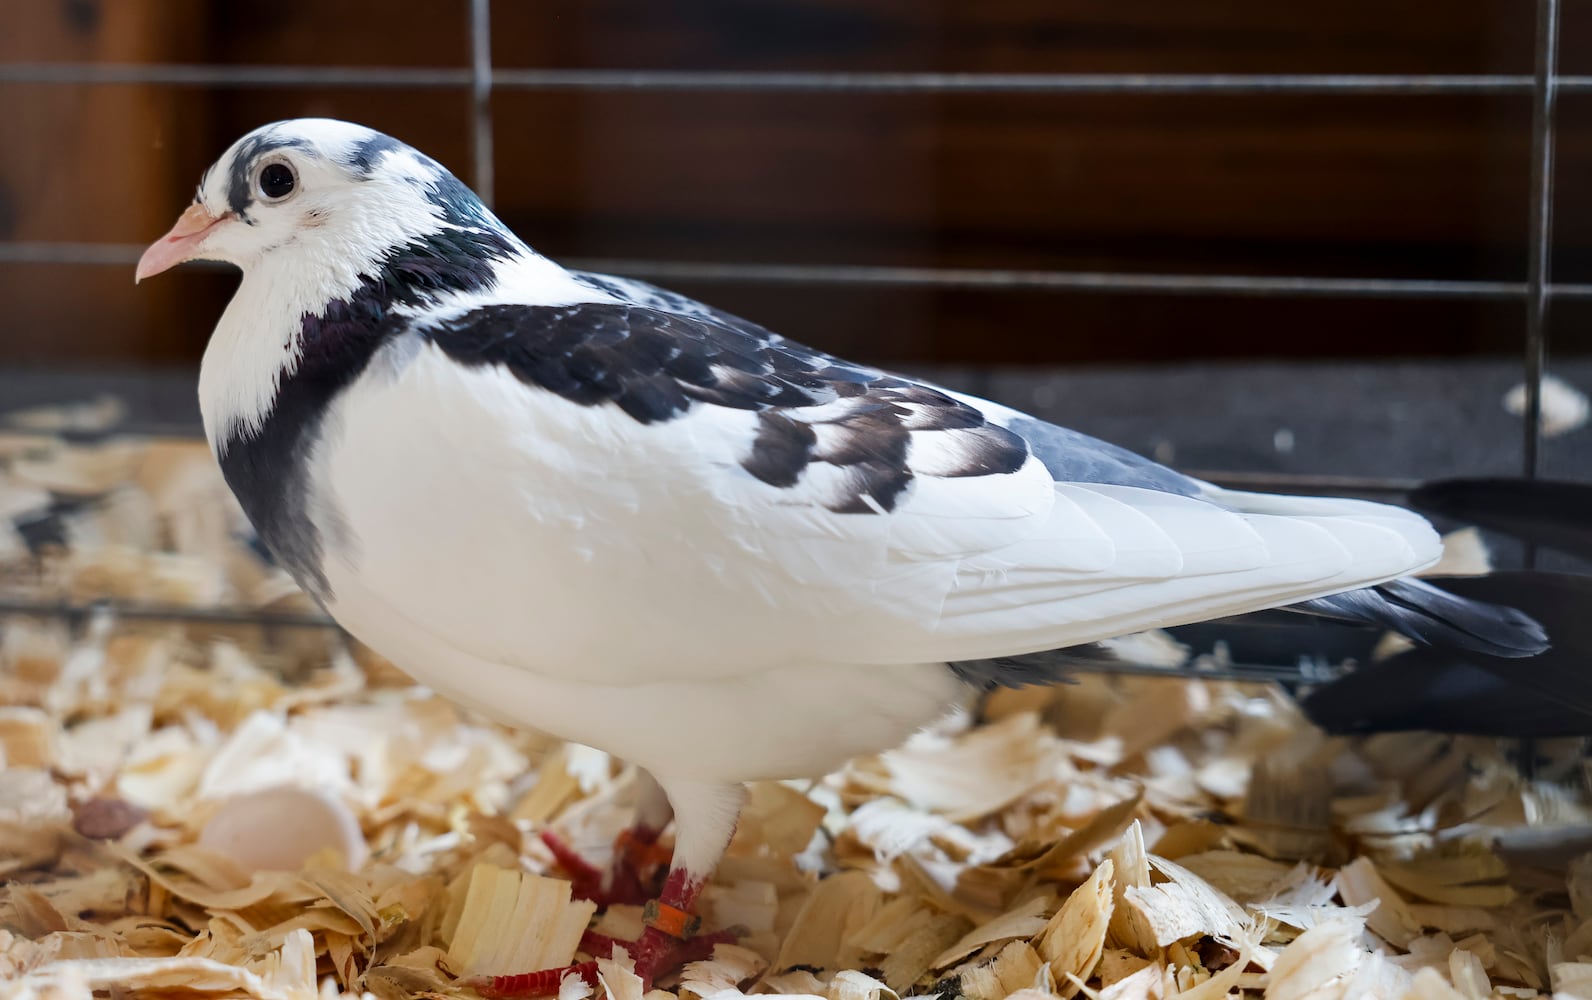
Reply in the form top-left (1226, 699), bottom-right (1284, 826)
top-left (140, 119), bottom-right (531, 449)
top-left (136, 118), bottom-right (508, 282)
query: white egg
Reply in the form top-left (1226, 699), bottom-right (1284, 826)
top-left (198, 784), bottom-right (367, 872)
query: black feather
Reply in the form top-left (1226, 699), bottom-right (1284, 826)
top-left (744, 414), bottom-right (817, 488)
top-left (223, 132), bottom-right (311, 220)
top-left (1291, 576), bottom-right (1548, 659)
top-left (949, 647), bottom-right (1099, 690)
top-left (423, 301), bottom-right (1028, 514)
top-left (1302, 572), bottom-right (1592, 735)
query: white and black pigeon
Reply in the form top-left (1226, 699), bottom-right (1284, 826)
top-left (138, 119), bottom-right (1547, 995)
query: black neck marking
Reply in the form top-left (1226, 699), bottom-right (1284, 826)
top-left (344, 132), bottom-right (499, 233)
top-left (218, 226), bottom-right (519, 599)
top-left (225, 133), bottom-right (311, 221)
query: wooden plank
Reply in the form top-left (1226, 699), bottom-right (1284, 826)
top-left (0, 0), bottom-right (218, 363)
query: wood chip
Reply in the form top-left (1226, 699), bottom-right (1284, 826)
top-left (676, 944), bottom-right (767, 1000)
top-left (0, 708), bottom-right (55, 768)
top-left (1265, 920), bottom-right (1364, 1000)
top-left (932, 893), bottom-right (1052, 969)
top-left (597, 952), bottom-right (647, 1000)
top-left (1036, 860), bottom-right (1113, 998)
top-left (961, 940), bottom-right (1047, 1000)
top-left (446, 863), bottom-right (596, 978)
top-left (866, 712), bottom-right (1066, 822)
top-left (1336, 857), bottom-right (1424, 949)
top-left (774, 870), bottom-right (882, 973)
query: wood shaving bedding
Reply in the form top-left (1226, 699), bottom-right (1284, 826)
top-left (3, 421), bottom-right (1592, 1000)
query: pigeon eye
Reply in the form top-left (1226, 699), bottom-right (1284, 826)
top-left (255, 161), bottom-right (297, 202)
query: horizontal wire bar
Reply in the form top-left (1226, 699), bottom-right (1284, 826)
top-left (0, 595), bottom-right (1329, 682)
top-left (0, 596), bottom-right (336, 629)
top-left (570, 259), bottom-right (1562, 299)
top-left (8, 241), bottom-right (1592, 300)
top-left (3, 63), bottom-right (1592, 95)
top-left (492, 69), bottom-right (1589, 95)
top-left (0, 64), bottom-right (471, 88)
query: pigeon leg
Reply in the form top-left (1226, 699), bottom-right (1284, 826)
top-left (540, 768), bottom-right (675, 907)
top-left (467, 781), bottom-right (746, 998)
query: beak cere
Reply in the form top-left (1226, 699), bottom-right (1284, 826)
top-left (135, 203), bottom-right (228, 283)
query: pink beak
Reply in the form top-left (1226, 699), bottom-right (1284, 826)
top-left (135, 203), bottom-right (230, 283)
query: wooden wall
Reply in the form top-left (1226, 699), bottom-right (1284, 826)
top-left (2, 0), bottom-right (1589, 368)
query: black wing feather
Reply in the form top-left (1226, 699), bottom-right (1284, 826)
top-left (420, 300), bottom-right (1028, 514)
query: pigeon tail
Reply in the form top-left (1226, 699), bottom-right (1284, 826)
top-left (1291, 577), bottom-right (1549, 659)
top-left (1301, 573), bottom-right (1592, 736)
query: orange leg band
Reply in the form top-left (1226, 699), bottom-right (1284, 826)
top-left (642, 900), bottom-right (701, 939)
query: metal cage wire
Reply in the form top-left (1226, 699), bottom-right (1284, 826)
top-left (0, 0), bottom-right (1568, 674)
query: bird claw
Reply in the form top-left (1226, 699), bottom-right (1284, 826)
top-left (465, 927), bottom-right (741, 997)
top-left (540, 828), bottom-right (668, 907)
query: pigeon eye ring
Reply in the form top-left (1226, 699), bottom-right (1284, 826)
top-left (254, 158), bottom-right (298, 203)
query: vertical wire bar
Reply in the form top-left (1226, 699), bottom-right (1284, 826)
top-left (1522, 0), bottom-right (1561, 575)
top-left (1523, 0), bottom-right (1560, 485)
top-left (468, 0), bottom-right (496, 208)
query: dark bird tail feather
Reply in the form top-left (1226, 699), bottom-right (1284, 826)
top-left (1302, 572), bottom-right (1592, 736)
top-left (951, 575), bottom-right (1550, 692)
top-left (1290, 577), bottom-right (1549, 659)
top-left (951, 571), bottom-right (1558, 739)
